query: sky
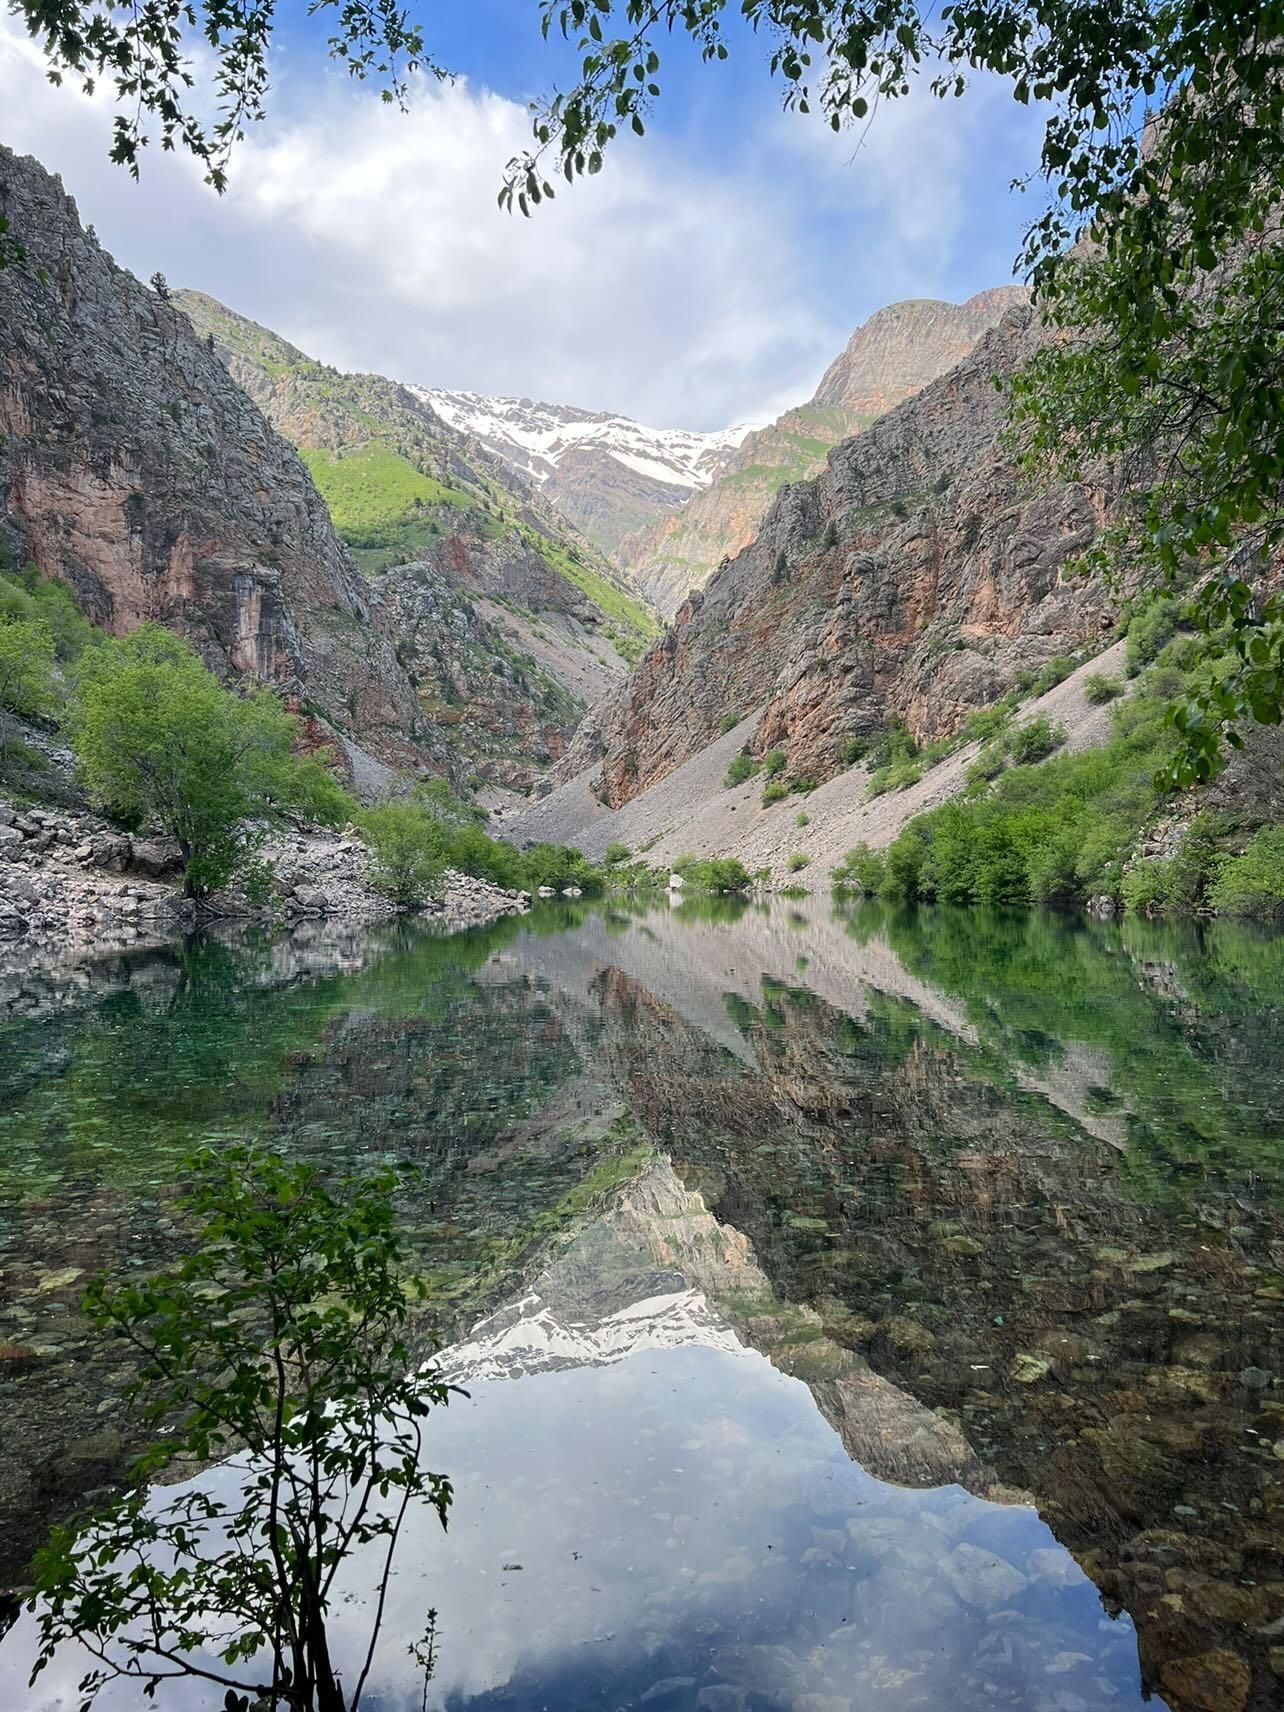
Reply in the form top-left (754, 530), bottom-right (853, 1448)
top-left (0, 3), bottom-right (1044, 431)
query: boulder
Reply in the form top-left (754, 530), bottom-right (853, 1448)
top-left (130, 837), bottom-right (185, 878)
top-left (90, 835), bottom-right (132, 872)
top-left (292, 887), bottom-right (332, 914)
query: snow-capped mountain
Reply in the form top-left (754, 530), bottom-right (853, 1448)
top-left (430, 1286), bottom-right (748, 1388)
top-left (416, 389), bottom-right (759, 553)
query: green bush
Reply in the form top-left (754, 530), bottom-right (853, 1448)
top-left (786, 853), bottom-right (811, 872)
top-left (674, 855), bottom-right (751, 892)
top-left (719, 712), bottom-right (741, 734)
top-left (790, 773), bottom-right (818, 794)
top-left (831, 842), bottom-right (886, 894)
top-left (603, 840), bottom-right (632, 866)
top-left (1083, 672), bottom-right (1123, 705)
top-left (67, 626), bottom-right (353, 898)
top-left (794, 811), bottom-right (810, 828)
top-left (762, 748), bottom-right (787, 778)
top-left (723, 751), bottom-right (756, 788)
top-left (1209, 827), bottom-right (1284, 918)
top-left (876, 679), bottom-right (1182, 909)
top-left (361, 802), bottom-right (447, 906)
top-left (841, 734), bottom-right (869, 766)
top-left (1120, 858), bottom-right (1170, 916)
top-left (0, 615), bottom-right (56, 725)
top-left (1006, 716), bottom-right (1066, 765)
top-left (1125, 595), bottom-right (1181, 676)
top-left (761, 780), bottom-right (788, 805)
top-left (1028, 655), bottom-right (1077, 697)
top-left (868, 759), bottom-right (922, 797)
top-left (0, 563), bottom-right (98, 661)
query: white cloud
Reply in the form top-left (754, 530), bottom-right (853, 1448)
top-left (0, 18), bottom-right (1033, 429)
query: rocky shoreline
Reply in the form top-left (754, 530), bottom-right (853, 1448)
top-left (0, 796), bottom-right (530, 968)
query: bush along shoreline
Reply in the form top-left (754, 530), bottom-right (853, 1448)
top-left (0, 565), bottom-right (603, 952)
top-left (831, 623), bottom-right (1284, 922)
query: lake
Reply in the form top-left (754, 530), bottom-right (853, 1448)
top-left (0, 899), bottom-right (1281, 1712)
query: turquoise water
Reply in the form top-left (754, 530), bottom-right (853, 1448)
top-left (0, 900), bottom-right (1281, 1709)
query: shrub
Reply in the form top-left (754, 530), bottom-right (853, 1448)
top-left (868, 759), bottom-right (922, 797)
top-left (795, 811), bottom-right (810, 827)
top-left (1125, 595), bottom-right (1181, 676)
top-left (786, 853), bottom-right (811, 872)
top-left (67, 626), bottom-right (353, 898)
top-left (674, 854), bottom-right (751, 892)
top-left (1083, 672), bottom-right (1123, 705)
top-left (761, 780), bottom-right (788, 805)
top-left (1121, 858), bottom-right (1170, 916)
top-left (876, 679), bottom-right (1181, 909)
top-left (831, 842), bottom-right (885, 894)
top-left (0, 614), bottom-right (56, 724)
top-left (31, 1145), bottom-right (452, 1712)
top-left (1029, 655), bottom-right (1077, 697)
top-left (762, 748), bottom-right (787, 777)
top-left (723, 751), bottom-right (756, 788)
top-left (1006, 716), bottom-right (1066, 765)
top-left (1209, 827), bottom-right (1284, 918)
top-left (603, 840), bottom-right (632, 866)
top-left (719, 712), bottom-right (740, 734)
top-left (361, 802), bottom-right (447, 906)
top-left (0, 562), bottom-right (98, 661)
top-left (959, 704), bottom-right (1012, 746)
top-left (790, 773), bottom-right (818, 794)
top-left (842, 734), bottom-right (869, 766)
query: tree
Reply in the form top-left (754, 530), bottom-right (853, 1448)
top-left (67, 625), bottom-right (352, 897)
top-left (29, 1145), bottom-right (455, 1712)
top-left (0, 614), bottom-right (55, 723)
top-left (360, 801), bottom-right (447, 906)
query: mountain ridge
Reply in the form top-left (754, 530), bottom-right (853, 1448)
top-left (421, 387), bottom-right (757, 554)
top-left (615, 287), bottom-right (1029, 616)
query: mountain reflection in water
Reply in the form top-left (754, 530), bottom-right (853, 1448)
top-left (0, 900), bottom-right (1280, 1712)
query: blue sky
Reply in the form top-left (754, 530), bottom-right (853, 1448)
top-left (0, 3), bottom-right (1044, 428)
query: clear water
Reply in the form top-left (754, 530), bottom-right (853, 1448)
top-left (0, 899), bottom-right (1281, 1711)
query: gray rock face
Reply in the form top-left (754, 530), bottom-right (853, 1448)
top-left (0, 146), bottom-right (426, 770)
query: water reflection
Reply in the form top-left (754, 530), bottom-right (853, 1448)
top-left (5, 1165), bottom-right (1156, 1712)
top-left (1, 901), bottom-right (1281, 1711)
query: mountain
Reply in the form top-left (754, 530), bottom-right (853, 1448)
top-left (615, 289), bottom-right (1029, 617)
top-left (173, 292), bottom-right (658, 666)
top-left (0, 150), bottom-right (639, 793)
top-left (0, 148), bottom-right (428, 784)
top-left (421, 389), bottom-right (755, 556)
top-left (510, 295), bottom-right (1119, 851)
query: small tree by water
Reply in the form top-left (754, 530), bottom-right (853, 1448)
top-left (29, 1146), bottom-right (455, 1712)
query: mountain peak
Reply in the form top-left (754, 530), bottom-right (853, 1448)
top-left (418, 388), bottom-right (757, 552)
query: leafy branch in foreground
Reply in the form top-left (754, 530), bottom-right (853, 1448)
top-left (29, 1146), bottom-right (457, 1712)
top-left (11, 0), bottom-right (447, 197)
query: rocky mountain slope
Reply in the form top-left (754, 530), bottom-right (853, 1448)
top-left (0, 147), bottom-right (630, 795)
top-left (0, 147), bottom-right (430, 780)
top-left (525, 296), bottom-right (1115, 834)
top-left (422, 390), bottom-right (754, 554)
top-left (615, 289), bottom-right (1028, 616)
top-left (173, 292), bottom-right (658, 655)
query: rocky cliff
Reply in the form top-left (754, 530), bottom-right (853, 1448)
top-left (615, 289), bottom-right (1029, 617)
top-left (0, 150), bottom-right (612, 792)
top-left (0, 146), bottom-right (428, 776)
top-left (175, 293), bottom-right (658, 660)
top-left (559, 298), bottom-right (1114, 810)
